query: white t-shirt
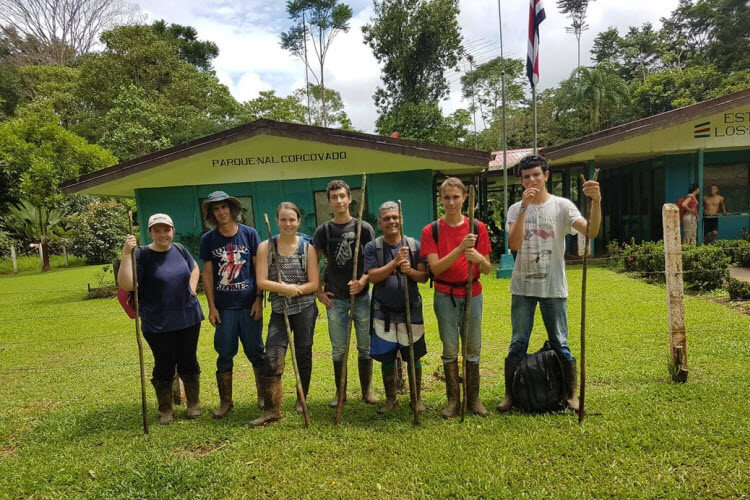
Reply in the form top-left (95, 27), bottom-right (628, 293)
top-left (506, 195), bottom-right (583, 298)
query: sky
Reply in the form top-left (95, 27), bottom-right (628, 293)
top-left (137, 0), bottom-right (680, 132)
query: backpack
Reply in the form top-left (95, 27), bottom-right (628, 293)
top-left (676, 196), bottom-right (688, 219)
top-left (117, 242), bottom-right (192, 319)
top-left (373, 235), bottom-right (418, 268)
top-left (511, 342), bottom-right (568, 413)
top-left (268, 233), bottom-right (310, 274)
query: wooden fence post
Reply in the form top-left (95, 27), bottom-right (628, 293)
top-left (662, 204), bottom-right (688, 383)
top-left (10, 245), bottom-right (18, 274)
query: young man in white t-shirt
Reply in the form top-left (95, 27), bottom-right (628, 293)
top-left (497, 155), bottom-right (601, 413)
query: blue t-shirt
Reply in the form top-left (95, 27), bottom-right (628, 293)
top-left (363, 238), bottom-right (424, 324)
top-left (199, 224), bottom-right (260, 310)
top-left (136, 245), bottom-right (204, 334)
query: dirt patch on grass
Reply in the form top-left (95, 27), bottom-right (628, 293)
top-left (174, 440), bottom-right (230, 459)
top-left (710, 298), bottom-right (750, 316)
top-left (0, 442), bottom-right (17, 458)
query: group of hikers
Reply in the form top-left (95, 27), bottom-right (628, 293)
top-left (117, 154), bottom-right (602, 426)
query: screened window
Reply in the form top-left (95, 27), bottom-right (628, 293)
top-left (704, 164), bottom-right (750, 211)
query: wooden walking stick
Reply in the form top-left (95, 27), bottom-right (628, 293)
top-left (578, 169), bottom-right (599, 424)
top-left (128, 211), bottom-right (149, 435)
top-left (460, 185), bottom-right (476, 422)
top-left (334, 173), bottom-right (367, 425)
top-left (263, 214), bottom-right (310, 428)
top-left (397, 200), bottom-right (419, 426)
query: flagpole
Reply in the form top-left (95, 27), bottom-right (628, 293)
top-left (533, 84), bottom-right (538, 154)
top-left (498, 0), bottom-right (510, 254)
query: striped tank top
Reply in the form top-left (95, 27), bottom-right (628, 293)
top-left (268, 238), bottom-right (315, 315)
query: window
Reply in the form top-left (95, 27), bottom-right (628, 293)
top-left (313, 188), bottom-right (364, 227)
top-left (199, 195), bottom-right (255, 232)
top-left (704, 164), bottom-right (749, 211)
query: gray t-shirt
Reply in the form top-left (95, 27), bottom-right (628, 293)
top-left (506, 195), bottom-right (583, 298)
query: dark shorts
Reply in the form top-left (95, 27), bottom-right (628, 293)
top-left (703, 216), bottom-right (718, 234)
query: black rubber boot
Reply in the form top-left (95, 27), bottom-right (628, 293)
top-left (296, 347), bottom-right (312, 414)
top-left (359, 358), bottom-right (378, 404)
top-left (329, 359), bottom-right (347, 408)
top-left (151, 378), bottom-right (174, 425)
top-left (466, 362), bottom-right (489, 417)
top-left (182, 373), bottom-right (201, 419)
top-left (378, 363), bottom-right (399, 414)
top-left (562, 359), bottom-right (579, 411)
top-left (497, 358), bottom-right (520, 412)
top-left (250, 376), bottom-right (282, 427)
top-left (253, 365), bottom-right (265, 410)
top-left (441, 362), bottom-right (460, 419)
top-left (213, 371), bottom-right (233, 419)
top-left (412, 363), bottom-right (426, 413)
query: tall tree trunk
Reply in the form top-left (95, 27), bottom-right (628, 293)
top-left (41, 237), bottom-right (51, 272)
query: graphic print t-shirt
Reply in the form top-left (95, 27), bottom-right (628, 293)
top-left (199, 224), bottom-right (260, 310)
top-left (313, 218), bottom-right (375, 299)
top-left (506, 195), bottom-right (583, 298)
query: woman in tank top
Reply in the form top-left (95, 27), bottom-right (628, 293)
top-left (251, 202), bottom-right (320, 426)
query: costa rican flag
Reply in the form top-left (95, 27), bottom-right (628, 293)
top-left (527, 0), bottom-right (546, 87)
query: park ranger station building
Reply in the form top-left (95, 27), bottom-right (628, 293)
top-left (63, 88), bottom-right (750, 257)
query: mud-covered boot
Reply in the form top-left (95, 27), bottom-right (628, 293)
top-left (296, 363), bottom-right (311, 414)
top-left (212, 371), bottom-right (233, 419)
top-left (182, 373), bottom-right (201, 419)
top-left (378, 363), bottom-right (399, 414)
top-left (358, 358), bottom-right (378, 404)
top-left (562, 359), bottom-right (580, 411)
top-left (497, 358), bottom-right (520, 412)
top-left (172, 371), bottom-right (185, 406)
top-left (441, 362), bottom-right (460, 419)
top-left (151, 378), bottom-right (174, 425)
top-left (412, 363), bottom-right (426, 413)
top-left (466, 362), bottom-right (489, 417)
top-left (329, 359), bottom-right (347, 408)
top-left (250, 376), bottom-right (282, 427)
top-left (396, 356), bottom-right (406, 395)
top-left (253, 365), bottom-right (265, 410)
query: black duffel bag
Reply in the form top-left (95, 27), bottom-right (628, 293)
top-left (512, 342), bottom-right (568, 413)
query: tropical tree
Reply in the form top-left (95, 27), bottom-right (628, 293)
top-left (151, 20), bottom-right (219, 71)
top-left (362, 0), bottom-right (463, 113)
top-left (238, 90), bottom-right (308, 124)
top-left (460, 56), bottom-right (525, 129)
top-left (2, 200), bottom-right (65, 271)
top-left (293, 84), bottom-right (352, 129)
top-left (280, 0), bottom-right (353, 126)
top-left (557, 0), bottom-right (594, 69)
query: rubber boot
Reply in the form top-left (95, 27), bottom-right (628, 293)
top-left (249, 376), bottom-right (282, 427)
top-left (358, 358), bottom-right (378, 404)
top-left (212, 371), bottom-right (233, 419)
top-left (441, 362), bottom-right (460, 419)
top-left (497, 358), bottom-right (520, 412)
top-left (151, 378), bottom-right (173, 425)
top-left (396, 356), bottom-right (406, 395)
top-left (466, 362), bottom-right (489, 417)
top-left (412, 363), bottom-right (426, 413)
top-left (378, 363), bottom-right (399, 414)
top-left (562, 359), bottom-right (580, 411)
top-left (296, 362), bottom-right (311, 414)
top-left (253, 365), bottom-right (265, 410)
top-left (172, 371), bottom-right (185, 406)
top-left (182, 373), bottom-right (201, 419)
top-left (329, 359), bottom-right (347, 408)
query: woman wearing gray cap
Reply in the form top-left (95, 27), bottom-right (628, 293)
top-left (118, 213), bottom-right (205, 424)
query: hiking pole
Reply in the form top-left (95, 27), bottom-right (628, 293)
top-left (398, 200), bottom-right (419, 426)
top-left (460, 185), bottom-right (476, 422)
top-left (578, 169), bottom-right (600, 425)
top-left (128, 211), bottom-right (149, 435)
top-left (264, 214), bottom-right (310, 428)
top-left (334, 173), bottom-right (367, 425)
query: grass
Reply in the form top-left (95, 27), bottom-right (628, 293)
top-left (0, 253), bottom-right (86, 275)
top-left (0, 265), bottom-right (748, 498)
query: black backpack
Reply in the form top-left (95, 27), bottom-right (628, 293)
top-left (512, 342), bottom-right (568, 413)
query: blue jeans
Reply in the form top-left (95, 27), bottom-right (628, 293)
top-left (214, 308), bottom-right (264, 373)
top-left (509, 295), bottom-right (573, 361)
top-left (327, 294), bottom-right (371, 361)
top-left (434, 291), bottom-right (483, 363)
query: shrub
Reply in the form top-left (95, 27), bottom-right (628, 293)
top-left (727, 277), bottom-right (750, 300)
top-left (70, 200), bottom-right (131, 264)
top-left (682, 244), bottom-right (730, 291)
top-left (713, 239), bottom-right (750, 266)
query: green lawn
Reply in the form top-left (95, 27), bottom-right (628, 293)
top-left (0, 265), bottom-right (748, 498)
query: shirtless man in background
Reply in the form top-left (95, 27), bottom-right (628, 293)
top-left (703, 185), bottom-right (728, 244)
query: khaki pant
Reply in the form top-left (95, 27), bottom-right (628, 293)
top-left (682, 214), bottom-right (697, 245)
